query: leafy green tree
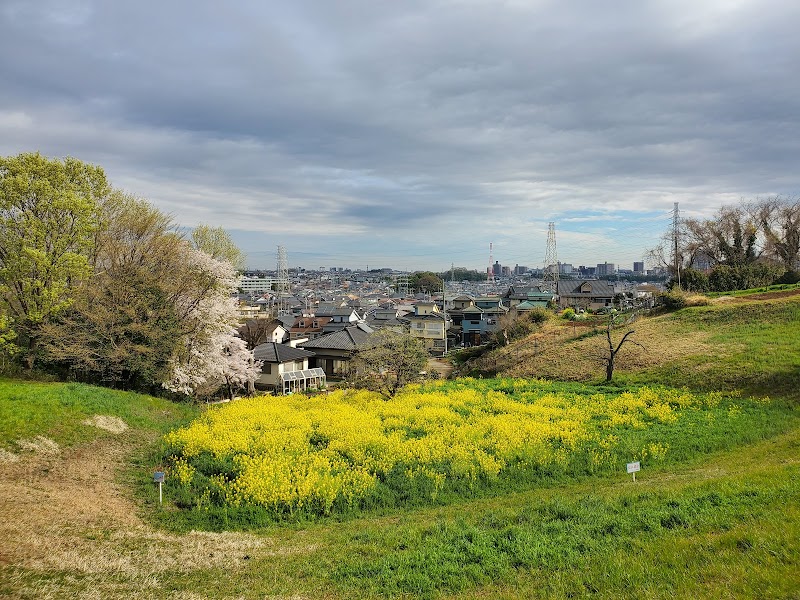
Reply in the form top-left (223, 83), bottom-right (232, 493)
top-left (678, 268), bottom-right (710, 292)
top-left (0, 152), bottom-right (109, 367)
top-left (348, 329), bottom-right (430, 398)
top-left (411, 272), bottom-right (443, 294)
top-left (40, 194), bottom-right (184, 389)
top-left (191, 224), bottom-right (246, 271)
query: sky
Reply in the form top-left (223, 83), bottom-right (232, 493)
top-left (1, 1), bottom-right (799, 272)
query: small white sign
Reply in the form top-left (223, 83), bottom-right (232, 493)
top-left (626, 461), bottom-right (641, 474)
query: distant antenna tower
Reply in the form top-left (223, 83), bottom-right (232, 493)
top-left (276, 245), bottom-right (289, 315)
top-left (487, 242), bottom-right (494, 283)
top-left (543, 222), bottom-right (559, 292)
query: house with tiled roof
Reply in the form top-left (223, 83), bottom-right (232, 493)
top-left (298, 323), bottom-right (376, 377)
top-left (289, 315), bottom-right (332, 340)
top-left (317, 307), bottom-right (363, 334)
top-left (556, 280), bottom-right (615, 310)
top-left (252, 342), bottom-right (325, 394)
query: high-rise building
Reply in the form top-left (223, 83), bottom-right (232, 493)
top-left (633, 261), bottom-right (645, 274)
top-left (596, 262), bottom-right (616, 276)
top-left (493, 261), bottom-right (501, 276)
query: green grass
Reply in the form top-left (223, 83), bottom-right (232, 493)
top-left (630, 299), bottom-right (800, 398)
top-left (705, 282), bottom-right (800, 298)
top-left (0, 378), bottom-right (198, 449)
top-left (5, 424), bottom-right (797, 599)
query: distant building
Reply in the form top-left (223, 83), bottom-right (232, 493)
top-left (501, 266), bottom-right (512, 277)
top-left (596, 262), bottom-right (616, 276)
top-left (633, 261), bottom-right (645, 274)
top-left (238, 276), bottom-right (275, 292)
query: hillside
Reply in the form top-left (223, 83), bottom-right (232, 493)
top-left (0, 292), bottom-right (799, 599)
top-left (477, 291), bottom-right (800, 400)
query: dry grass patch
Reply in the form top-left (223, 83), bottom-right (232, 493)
top-left (16, 435), bottom-right (60, 456)
top-left (0, 435), bottom-right (316, 585)
top-left (83, 414), bottom-right (129, 434)
top-left (0, 447), bottom-right (19, 463)
top-left (493, 315), bottom-right (721, 380)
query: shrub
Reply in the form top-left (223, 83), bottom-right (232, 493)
top-left (561, 308), bottom-right (576, 320)
top-left (660, 290), bottom-right (687, 310)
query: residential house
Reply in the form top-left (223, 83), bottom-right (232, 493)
top-left (556, 280), bottom-right (615, 310)
top-left (503, 286), bottom-right (554, 310)
top-left (299, 323), bottom-right (376, 377)
top-left (459, 297), bottom-right (507, 346)
top-left (252, 342), bottom-right (326, 395)
top-left (289, 315), bottom-right (332, 340)
top-left (405, 302), bottom-right (450, 355)
top-left (315, 307), bottom-right (363, 334)
top-left (366, 307), bottom-right (406, 331)
top-left (460, 305), bottom-right (487, 346)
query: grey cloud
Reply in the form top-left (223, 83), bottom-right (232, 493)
top-left (1, 0), bottom-right (799, 268)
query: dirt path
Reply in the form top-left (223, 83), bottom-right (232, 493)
top-left (427, 357), bottom-right (454, 378)
top-left (0, 433), bottom-right (310, 598)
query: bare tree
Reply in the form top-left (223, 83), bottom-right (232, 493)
top-left (238, 318), bottom-right (280, 350)
top-left (597, 313), bottom-right (643, 382)
top-left (757, 196), bottom-right (800, 272)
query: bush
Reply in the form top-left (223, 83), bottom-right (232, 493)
top-left (774, 270), bottom-right (800, 285)
top-left (526, 307), bottom-right (551, 325)
top-left (660, 290), bottom-right (687, 310)
top-left (561, 308), bottom-right (576, 320)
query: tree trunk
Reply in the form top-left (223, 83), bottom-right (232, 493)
top-left (605, 356), bottom-right (614, 382)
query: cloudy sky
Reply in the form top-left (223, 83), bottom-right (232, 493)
top-left (2, 1), bottom-right (798, 271)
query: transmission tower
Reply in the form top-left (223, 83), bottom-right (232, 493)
top-left (395, 274), bottom-right (410, 298)
top-left (276, 245), bottom-right (289, 315)
top-left (543, 222), bottom-right (559, 292)
top-left (672, 202), bottom-right (681, 289)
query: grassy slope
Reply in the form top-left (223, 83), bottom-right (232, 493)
top-left (488, 293), bottom-right (800, 401)
top-left (1, 293), bottom-right (799, 599)
top-left (0, 380), bottom-right (198, 450)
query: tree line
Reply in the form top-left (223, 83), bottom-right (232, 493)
top-left (0, 152), bottom-right (259, 398)
top-left (650, 197), bottom-right (800, 292)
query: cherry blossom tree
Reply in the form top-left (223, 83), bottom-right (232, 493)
top-left (163, 246), bottom-right (260, 399)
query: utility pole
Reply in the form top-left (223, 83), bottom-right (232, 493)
top-left (487, 242), bottom-right (494, 283)
top-left (672, 202), bottom-right (681, 289)
top-left (442, 276), bottom-right (448, 355)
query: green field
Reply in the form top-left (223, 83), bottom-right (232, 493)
top-left (1, 292), bottom-right (799, 599)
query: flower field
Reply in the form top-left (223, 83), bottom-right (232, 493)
top-left (163, 378), bottom-right (775, 520)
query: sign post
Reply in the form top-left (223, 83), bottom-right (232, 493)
top-left (626, 461), bottom-right (640, 482)
top-left (154, 471), bottom-right (165, 504)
